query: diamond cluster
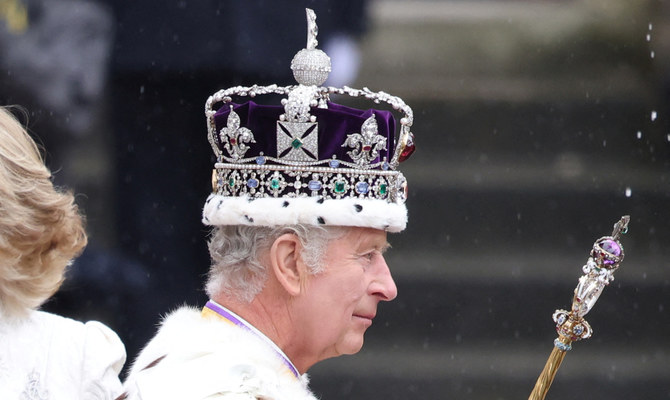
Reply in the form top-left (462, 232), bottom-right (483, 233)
top-left (548, 216), bottom-right (629, 351)
top-left (290, 8), bottom-right (331, 86)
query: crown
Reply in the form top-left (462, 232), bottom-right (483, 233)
top-left (202, 9), bottom-right (415, 232)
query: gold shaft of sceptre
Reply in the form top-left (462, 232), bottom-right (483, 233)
top-left (527, 216), bottom-right (629, 400)
top-left (528, 341), bottom-right (569, 400)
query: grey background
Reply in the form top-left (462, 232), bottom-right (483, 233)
top-left (308, 1), bottom-right (670, 399)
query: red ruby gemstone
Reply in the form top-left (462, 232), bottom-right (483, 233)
top-left (399, 144), bottom-right (415, 162)
top-left (398, 133), bottom-right (415, 162)
top-left (362, 145), bottom-right (372, 151)
top-left (230, 137), bottom-right (237, 145)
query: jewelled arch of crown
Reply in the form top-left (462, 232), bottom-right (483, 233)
top-left (205, 9), bottom-right (414, 204)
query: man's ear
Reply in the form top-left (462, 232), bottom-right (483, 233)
top-left (269, 233), bottom-right (306, 296)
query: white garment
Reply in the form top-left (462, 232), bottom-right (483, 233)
top-left (0, 310), bottom-right (126, 400)
top-left (123, 306), bottom-right (318, 400)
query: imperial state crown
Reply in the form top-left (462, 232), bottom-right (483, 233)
top-left (202, 9), bottom-right (415, 232)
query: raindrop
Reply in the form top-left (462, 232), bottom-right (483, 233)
top-left (625, 187), bottom-right (632, 197)
top-left (667, 134), bottom-right (670, 142)
top-left (646, 33), bottom-right (651, 42)
top-left (651, 51), bottom-right (655, 59)
top-left (651, 111), bottom-right (657, 121)
top-left (636, 131), bottom-right (642, 139)
top-left (649, 23), bottom-right (653, 31)
top-left (602, 139), bottom-right (607, 147)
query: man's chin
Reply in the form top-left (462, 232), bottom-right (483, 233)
top-left (339, 337), bottom-right (365, 356)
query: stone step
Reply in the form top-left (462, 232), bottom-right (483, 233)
top-left (386, 251), bottom-right (667, 285)
top-left (395, 188), bottom-right (668, 253)
top-left (402, 156), bottom-right (666, 194)
top-left (372, 263), bottom-right (669, 344)
top-left (309, 343), bottom-right (668, 399)
top-left (400, 99), bottom-right (665, 160)
top-left (357, 0), bottom-right (656, 102)
top-left (313, 343), bottom-right (666, 382)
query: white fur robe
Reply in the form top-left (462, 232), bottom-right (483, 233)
top-left (122, 307), bottom-right (318, 400)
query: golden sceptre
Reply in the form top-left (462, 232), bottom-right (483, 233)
top-left (528, 215), bottom-right (630, 400)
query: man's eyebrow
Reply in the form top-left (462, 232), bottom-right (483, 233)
top-left (358, 241), bottom-right (391, 254)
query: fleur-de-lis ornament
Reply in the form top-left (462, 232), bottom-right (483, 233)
top-left (219, 107), bottom-right (255, 160)
top-left (343, 116), bottom-right (387, 168)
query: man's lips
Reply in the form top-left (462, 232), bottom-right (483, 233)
top-left (353, 313), bottom-right (375, 321)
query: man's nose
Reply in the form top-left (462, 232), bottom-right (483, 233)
top-left (370, 255), bottom-right (398, 301)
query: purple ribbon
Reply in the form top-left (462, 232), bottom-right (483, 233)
top-left (204, 300), bottom-right (300, 379)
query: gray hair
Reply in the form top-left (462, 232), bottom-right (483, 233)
top-left (205, 224), bottom-right (346, 303)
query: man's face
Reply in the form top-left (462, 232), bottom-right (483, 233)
top-left (294, 227), bottom-right (397, 362)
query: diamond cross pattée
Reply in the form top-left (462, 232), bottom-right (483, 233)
top-left (276, 121), bottom-right (318, 161)
top-left (219, 108), bottom-right (255, 160)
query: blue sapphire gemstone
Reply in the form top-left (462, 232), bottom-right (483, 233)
top-left (329, 159), bottom-right (340, 168)
top-left (256, 156), bottom-right (266, 165)
top-left (308, 180), bottom-right (322, 191)
top-left (247, 178), bottom-right (259, 188)
top-left (355, 182), bottom-right (369, 194)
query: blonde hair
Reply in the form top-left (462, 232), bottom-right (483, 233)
top-left (0, 106), bottom-right (87, 319)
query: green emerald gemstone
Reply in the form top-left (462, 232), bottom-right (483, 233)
top-left (228, 178), bottom-right (235, 187)
top-left (271, 179), bottom-right (280, 189)
top-left (291, 138), bottom-right (303, 149)
top-left (379, 183), bottom-right (387, 195)
top-left (334, 181), bottom-right (345, 193)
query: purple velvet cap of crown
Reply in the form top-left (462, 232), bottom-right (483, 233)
top-left (213, 101), bottom-right (396, 165)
